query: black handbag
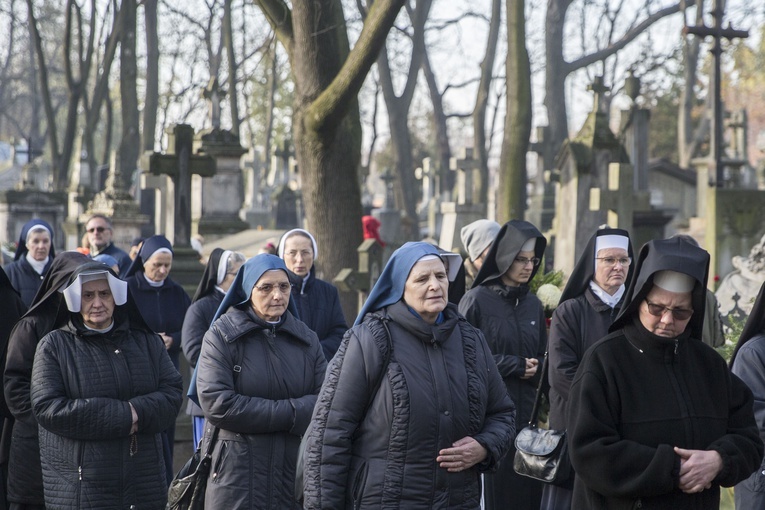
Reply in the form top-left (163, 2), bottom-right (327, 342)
top-left (166, 426), bottom-right (219, 510)
top-left (513, 354), bottom-right (571, 485)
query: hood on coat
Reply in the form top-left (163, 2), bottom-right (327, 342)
top-left (472, 220), bottom-right (546, 289)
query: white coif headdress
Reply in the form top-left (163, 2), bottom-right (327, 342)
top-left (63, 270), bottom-right (128, 312)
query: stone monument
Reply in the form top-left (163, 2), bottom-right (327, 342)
top-left (438, 148), bottom-right (485, 253)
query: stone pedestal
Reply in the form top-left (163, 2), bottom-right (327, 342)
top-left (438, 202), bottom-right (484, 253)
top-left (85, 190), bottom-right (149, 253)
top-left (168, 246), bottom-right (205, 296)
top-left (0, 190), bottom-right (67, 249)
top-left (195, 129), bottom-right (249, 240)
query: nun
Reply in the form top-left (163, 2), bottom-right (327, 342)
top-left (124, 234), bottom-right (191, 482)
top-left (4, 252), bottom-right (88, 510)
top-left (181, 248), bottom-right (245, 447)
top-left (458, 220), bottom-right (548, 510)
top-left (730, 281), bottom-right (765, 508)
top-left (195, 254), bottom-right (326, 509)
top-left (5, 219), bottom-right (56, 307)
top-left (568, 237), bottom-right (762, 509)
top-left (278, 228), bottom-right (348, 360)
top-left (301, 242), bottom-right (514, 509)
top-left (29, 262), bottom-right (183, 509)
top-left (542, 227), bottom-right (633, 509)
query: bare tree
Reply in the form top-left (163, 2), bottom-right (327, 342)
top-left (498, 0), bottom-right (531, 222)
top-left (255, 0), bottom-right (405, 319)
top-left (143, 0), bottom-right (159, 152)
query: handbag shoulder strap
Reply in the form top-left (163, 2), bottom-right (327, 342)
top-left (527, 351), bottom-right (549, 426)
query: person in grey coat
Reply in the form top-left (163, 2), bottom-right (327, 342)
top-left (195, 254), bottom-right (327, 510)
top-left (30, 262), bottom-right (183, 509)
top-left (730, 280), bottom-right (765, 509)
top-left (302, 242), bottom-right (515, 509)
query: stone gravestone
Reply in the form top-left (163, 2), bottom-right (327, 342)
top-left (333, 239), bottom-right (383, 315)
top-left (141, 124), bottom-right (215, 290)
top-left (439, 148), bottom-right (484, 253)
top-left (716, 232), bottom-right (765, 318)
top-left (240, 148), bottom-right (271, 228)
top-left (193, 85), bottom-right (249, 240)
top-left (527, 125), bottom-right (556, 233)
top-left (552, 77), bottom-right (632, 277)
top-left (375, 167), bottom-right (401, 261)
top-left (416, 157), bottom-right (442, 239)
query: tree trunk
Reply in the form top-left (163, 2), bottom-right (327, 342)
top-left (544, 0), bottom-right (572, 164)
top-left (223, 0), bottom-right (241, 135)
top-left (376, 0), bottom-right (433, 242)
top-left (421, 51), bottom-right (452, 199)
top-left (473, 0), bottom-right (502, 215)
top-left (143, 0), bottom-right (159, 152)
top-left (26, 0), bottom-right (61, 184)
top-left (256, 0), bottom-right (404, 322)
top-left (499, 0), bottom-right (531, 223)
top-left (118, 0), bottom-right (140, 191)
top-left (263, 39), bottom-right (278, 176)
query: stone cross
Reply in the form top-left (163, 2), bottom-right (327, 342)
top-left (589, 162), bottom-right (649, 230)
top-left (684, 0), bottom-right (748, 187)
top-left (269, 140), bottom-right (294, 187)
top-left (202, 78), bottom-right (227, 131)
top-left (450, 148), bottom-right (481, 205)
top-left (142, 124), bottom-right (215, 247)
top-left (587, 76), bottom-right (610, 114)
top-left (10, 137), bottom-right (43, 165)
top-left (379, 166), bottom-right (396, 210)
top-left (333, 239), bottom-right (383, 314)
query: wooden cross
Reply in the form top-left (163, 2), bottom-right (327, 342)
top-left (684, 1), bottom-right (748, 187)
top-left (142, 124), bottom-right (216, 247)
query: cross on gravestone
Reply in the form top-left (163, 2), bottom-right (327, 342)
top-left (202, 78), bottom-right (227, 131)
top-left (268, 140), bottom-right (294, 187)
top-left (10, 137), bottom-right (43, 165)
top-left (450, 148), bottom-right (481, 205)
top-left (333, 239), bottom-right (383, 314)
top-left (587, 76), bottom-right (610, 115)
top-left (589, 162), bottom-right (649, 230)
top-left (379, 167), bottom-right (396, 210)
top-left (141, 124), bottom-right (216, 247)
top-left (684, 1), bottom-right (748, 187)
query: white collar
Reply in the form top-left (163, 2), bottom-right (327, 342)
top-left (142, 272), bottom-right (164, 287)
top-left (25, 252), bottom-right (49, 274)
top-left (589, 280), bottom-right (625, 309)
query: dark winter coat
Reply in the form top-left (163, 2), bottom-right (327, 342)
top-left (569, 321), bottom-right (762, 509)
top-left (181, 290), bottom-right (223, 417)
top-left (301, 301), bottom-right (515, 509)
top-left (30, 316), bottom-right (183, 510)
top-left (4, 252), bottom-right (88, 506)
top-left (126, 273), bottom-right (191, 369)
top-left (5, 256), bottom-right (53, 307)
top-left (288, 268), bottom-right (347, 361)
top-left (547, 288), bottom-right (621, 430)
top-left (196, 306), bottom-right (326, 510)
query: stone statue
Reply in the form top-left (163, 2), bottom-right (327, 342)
top-left (716, 232), bottom-right (765, 317)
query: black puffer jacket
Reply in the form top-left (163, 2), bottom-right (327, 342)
top-left (302, 301), bottom-right (515, 509)
top-left (196, 306), bottom-right (326, 510)
top-left (30, 317), bottom-right (183, 510)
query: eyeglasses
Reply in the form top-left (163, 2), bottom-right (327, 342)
top-left (254, 283), bottom-right (292, 295)
top-left (596, 257), bottom-right (631, 267)
top-left (644, 300), bottom-right (694, 321)
top-left (514, 257), bottom-right (540, 267)
top-left (87, 226), bottom-right (109, 233)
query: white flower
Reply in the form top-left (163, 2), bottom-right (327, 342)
top-left (536, 283), bottom-right (562, 312)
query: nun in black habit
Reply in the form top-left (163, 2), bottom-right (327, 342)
top-left (542, 227), bottom-right (633, 509)
top-left (181, 248), bottom-right (245, 448)
top-left (568, 237), bottom-right (762, 509)
top-left (730, 281), bottom-right (765, 509)
top-left (458, 219), bottom-right (547, 510)
top-left (4, 251), bottom-right (88, 510)
top-left (0, 268), bottom-right (26, 510)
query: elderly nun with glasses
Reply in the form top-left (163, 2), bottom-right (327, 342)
top-left (458, 219), bottom-right (548, 510)
top-left (194, 254), bottom-right (326, 509)
top-left (301, 242), bottom-right (514, 509)
top-left (29, 261), bottom-right (183, 509)
top-left (567, 237), bottom-right (762, 509)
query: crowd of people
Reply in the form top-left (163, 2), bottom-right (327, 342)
top-left (0, 213), bottom-right (763, 509)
